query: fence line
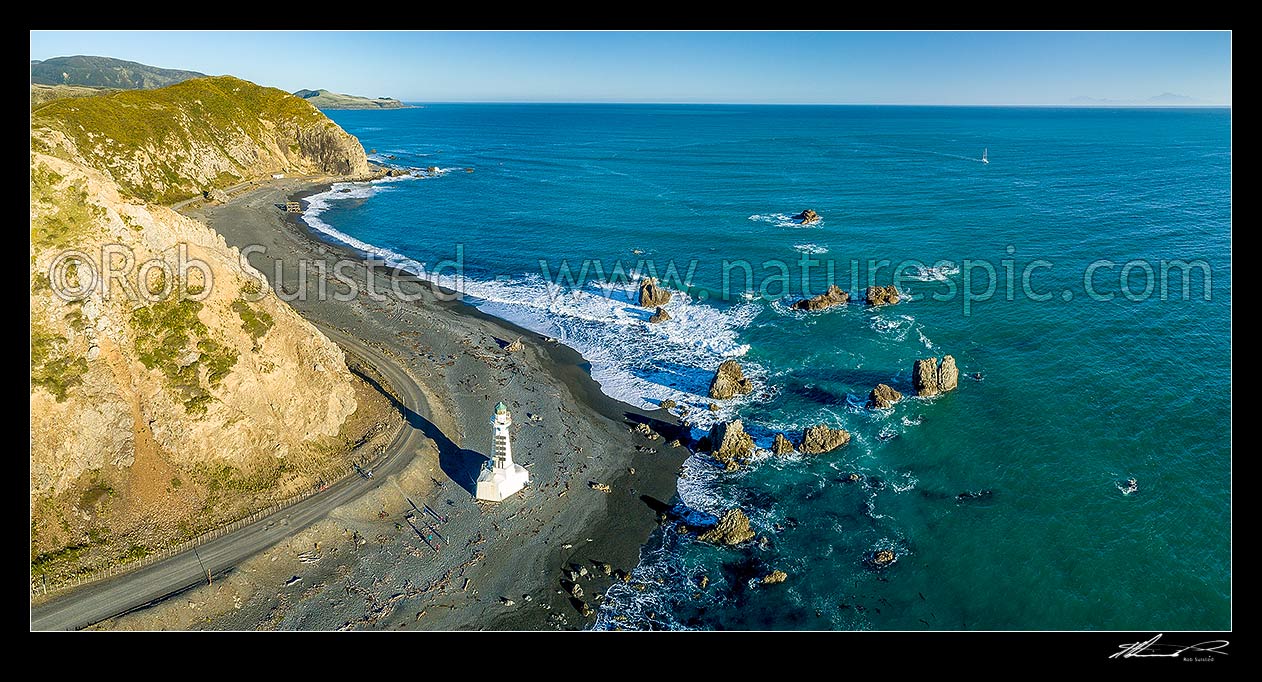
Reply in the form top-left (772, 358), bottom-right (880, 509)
top-left (31, 430), bottom-right (400, 601)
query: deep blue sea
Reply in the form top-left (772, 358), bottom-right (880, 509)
top-left (313, 105), bottom-right (1231, 630)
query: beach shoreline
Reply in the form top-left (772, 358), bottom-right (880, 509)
top-left (286, 178), bottom-right (681, 430)
top-left (94, 174), bottom-right (691, 631)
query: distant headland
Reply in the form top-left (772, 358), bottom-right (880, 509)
top-left (293, 88), bottom-right (410, 110)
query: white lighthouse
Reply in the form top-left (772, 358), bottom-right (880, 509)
top-left (475, 401), bottom-right (530, 502)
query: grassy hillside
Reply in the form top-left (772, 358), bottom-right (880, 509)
top-left (32, 55), bottom-right (205, 89)
top-left (294, 88), bottom-right (407, 110)
top-left (31, 83), bottom-right (118, 109)
top-left (32, 76), bottom-right (370, 203)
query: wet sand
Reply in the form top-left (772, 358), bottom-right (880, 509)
top-left (95, 176), bottom-right (691, 631)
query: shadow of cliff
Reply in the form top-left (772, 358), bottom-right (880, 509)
top-left (348, 366), bottom-right (486, 496)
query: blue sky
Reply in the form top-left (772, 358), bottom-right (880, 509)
top-left (30, 31), bottom-right (1231, 105)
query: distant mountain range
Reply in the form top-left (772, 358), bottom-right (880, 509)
top-left (293, 89), bottom-right (408, 110)
top-left (1069, 92), bottom-right (1208, 106)
top-left (1146, 92), bottom-right (1202, 104)
top-left (29, 56), bottom-right (412, 112)
top-left (31, 55), bottom-right (206, 89)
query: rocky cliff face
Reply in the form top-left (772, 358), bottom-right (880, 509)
top-left (31, 76), bottom-right (371, 203)
top-left (30, 76), bottom-right (368, 583)
top-left (31, 154), bottom-right (358, 496)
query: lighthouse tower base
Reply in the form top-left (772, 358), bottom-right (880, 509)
top-left (475, 461), bottom-right (529, 502)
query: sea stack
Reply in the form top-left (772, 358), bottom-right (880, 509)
top-left (771, 432), bottom-right (796, 455)
top-left (638, 277), bottom-right (672, 307)
top-left (939, 355), bottom-right (959, 392)
top-left (697, 508), bottom-right (756, 545)
top-left (792, 284), bottom-right (849, 311)
top-left (648, 306), bottom-right (671, 323)
top-left (867, 383), bottom-right (903, 409)
top-left (912, 355), bottom-right (959, 397)
top-left (792, 209), bottom-right (821, 225)
top-left (798, 424), bottom-right (851, 454)
top-left (708, 360), bottom-right (754, 399)
top-left (865, 285), bottom-right (901, 306)
top-left (707, 420), bottom-right (756, 470)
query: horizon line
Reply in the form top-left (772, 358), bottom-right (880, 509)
top-left (386, 100), bottom-right (1232, 108)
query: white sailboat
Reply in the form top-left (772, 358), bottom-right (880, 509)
top-left (982, 148), bottom-right (989, 164)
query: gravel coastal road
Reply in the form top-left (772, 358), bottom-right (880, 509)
top-left (30, 324), bottom-right (434, 631)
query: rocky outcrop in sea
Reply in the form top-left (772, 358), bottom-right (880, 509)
top-left (799, 424), bottom-right (851, 454)
top-left (865, 285), bottom-right (901, 306)
top-left (792, 209), bottom-right (821, 225)
top-left (707, 420), bottom-right (756, 470)
top-left (771, 432), bottom-right (796, 455)
top-left (868, 549), bottom-right (897, 568)
top-left (912, 355), bottom-right (959, 397)
top-left (637, 278), bottom-right (672, 307)
top-left (761, 570), bottom-right (788, 585)
top-left (792, 284), bottom-right (849, 311)
top-left (708, 359), bottom-right (754, 399)
top-left (867, 383), bottom-right (903, 409)
top-left (648, 306), bottom-right (671, 323)
top-left (697, 508), bottom-right (756, 545)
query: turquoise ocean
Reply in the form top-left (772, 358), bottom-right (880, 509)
top-left (309, 105), bottom-right (1230, 630)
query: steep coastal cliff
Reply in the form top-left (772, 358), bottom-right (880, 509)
top-left (30, 77), bottom-right (375, 584)
top-left (32, 76), bottom-right (371, 204)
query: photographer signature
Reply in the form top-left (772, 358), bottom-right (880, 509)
top-left (1110, 634), bottom-right (1229, 659)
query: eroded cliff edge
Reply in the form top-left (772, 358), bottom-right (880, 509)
top-left (31, 77), bottom-right (380, 584)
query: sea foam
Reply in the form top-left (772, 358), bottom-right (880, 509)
top-left (903, 261), bottom-right (960, 282)
top-left (303, 180), bottom-right (760, 429)
top-left (748, 212), bottom-right (822, 228)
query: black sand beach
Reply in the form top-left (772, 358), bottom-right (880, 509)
top-left (94, 175), bottom-right (691, 630)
